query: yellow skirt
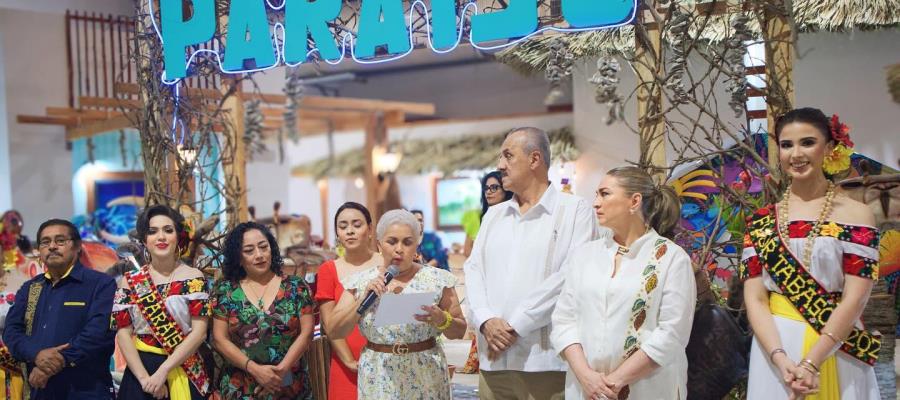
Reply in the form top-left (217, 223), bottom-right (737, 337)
top-left (769, 293), bottom-right (840, 400)
top-left (0, 368), bottom-right (24, 400)
top-left (133, 339), bottom-right (193, 400)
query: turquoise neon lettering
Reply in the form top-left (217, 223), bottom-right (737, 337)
top-left (470, 0), bottom-right (537, 43)
top-left (160, 0), bottom-right (216, 80)
top-left (430, 0), bottom-right (458, 50)
top-left (158, 0), bottom-right (638, 77)
top-left (284, 0), bottom-right (342, 63)
top-left (355, 0), bottom-right (411, 59)
top-left (223, 0), bottom-right (277, 71)
top-left (562, 0), bottom-right (635, 27)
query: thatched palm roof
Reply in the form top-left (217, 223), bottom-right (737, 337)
top-left (497, 0), bottom-right (900, 75)
top-left (291, 127), bottom-right (578, 179)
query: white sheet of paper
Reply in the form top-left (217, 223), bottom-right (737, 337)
top-left (372, 292), bottom-right (438, 327)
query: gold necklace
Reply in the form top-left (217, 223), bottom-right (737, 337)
top-left (245, 277), bottom-right (275, 309)
top-left (778, 181), bottom-right (836, 267)
top-left (616, 246), bottom-right (629, 256)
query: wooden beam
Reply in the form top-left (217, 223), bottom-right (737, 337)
top-left (300, 96), bottom-right (435, 115)
top-left (222, 79), bottom-right (249, 224)
top-left (261, 107), bottom-right (402, 122)
top-left (115, 83), bottom-right (435, 115)
top-left (115, 82), bottom-right (224, 101)
top-left (79, 96), bottom-right (143, 109)
top-left (763, 0), bottom-right (795, 176)
top-left (262, 110), bottom-right (406, 134)
top-left (242, 92), bottom-right (286, 105)
top-left (65, 113), bottom-right (134, 140)
top-left (17, 115), bottom-right (78, 127)
top-left (47, 107), bottom-right (124, 119)
top-left (634, 4), bottom-right (667, 181)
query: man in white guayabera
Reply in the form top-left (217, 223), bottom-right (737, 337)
top-left (465, 127), bottom-right (597, 399)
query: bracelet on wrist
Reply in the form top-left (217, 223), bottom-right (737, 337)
top-left (243, 358), bottom-right (252, 371)
top-left (799, 359), bottom-right (820, 375)
top-left (821, 331), bottom-right (843, 345)
top-left (769, 348), bottom-right (786, 363)
top-left (436, 311), bottom-right (453, 331)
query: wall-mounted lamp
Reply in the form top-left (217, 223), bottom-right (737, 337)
top-left (177, 145), bottom-right (198, 165)
top-left (375, 148), bottom-right (402, 181)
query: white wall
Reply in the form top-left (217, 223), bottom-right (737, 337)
top-left (0, 25), bottom-right (12, 210)
top-left (794, 29), bottom-right (900, 168)
top-left (0, 0), bottom-right (132, 15)
top-left (0, 8), bottom-right (75, 235)
top-left (570, 29), bottom-right (900, 200)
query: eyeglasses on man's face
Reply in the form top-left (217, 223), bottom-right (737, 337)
top-left (38, 237), bottom-right (73, 248)
top-left (485, 184), bottom-right (502, 194)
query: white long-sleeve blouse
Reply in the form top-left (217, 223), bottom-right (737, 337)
top-left (551, 229), bottom-right (697, 400)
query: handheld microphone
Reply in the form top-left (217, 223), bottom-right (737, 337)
top-left (357, 265), bottom-right (399, 315)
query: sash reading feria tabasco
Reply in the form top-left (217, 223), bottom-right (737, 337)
top-left (748, 206), bottom-right (880, 365)
top-left (126, 267), bottom-right (210, 394)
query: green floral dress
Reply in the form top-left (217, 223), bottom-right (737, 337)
top-left (211, 276), bottom-right (315, 400)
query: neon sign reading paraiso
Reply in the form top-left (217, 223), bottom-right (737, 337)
top-left (158, 0), bottom-right (637, 81)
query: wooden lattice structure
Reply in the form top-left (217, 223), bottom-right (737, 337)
top-left (16, 10), bottom-right (436, 225)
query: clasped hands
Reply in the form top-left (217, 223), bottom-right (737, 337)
top-left (29, 343), bottom-right (69, 389)
top-left (575, 367), bottom-right (622, 400)
top-left (772, 353), bottom-right (820, 399)
top-left (480, 318), bottom-right (518, 361)
top-left (248, 360), bottom-right (294, 397)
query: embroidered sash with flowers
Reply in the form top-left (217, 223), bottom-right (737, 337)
top-left (618, 238), bottom-right (668, 400)
top-left (125, 267), bottom-right (210, 394)
top-left (747, 206), bottom-right (880, 365)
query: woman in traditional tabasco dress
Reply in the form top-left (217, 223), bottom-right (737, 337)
top-left (112, 205), bottom-right (212, 399)
top-left (315, 202), bottom-right (381, 400)
top-left (742, 108), bottom-right (882, 399)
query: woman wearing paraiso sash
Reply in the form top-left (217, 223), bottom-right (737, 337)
top-left (112, 205), bottom-right (211, 399)
top-left (741, 108), bottom-right (881, 399)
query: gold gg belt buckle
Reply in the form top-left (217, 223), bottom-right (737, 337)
top-left (391, 343), bottom-right (409, 355)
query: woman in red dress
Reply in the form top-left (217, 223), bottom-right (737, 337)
top-left (315, 202), bottom-right (382, 400)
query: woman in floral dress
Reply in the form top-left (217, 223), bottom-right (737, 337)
top-left (211, 222), bottom-right (315, 400)
top-left (328, 210), bottom-right (467, 400)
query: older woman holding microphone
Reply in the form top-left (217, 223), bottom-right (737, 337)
top-left (551, 166), bottom-right (696, 400)
top-left (327, 209), bottom-right (467, 400)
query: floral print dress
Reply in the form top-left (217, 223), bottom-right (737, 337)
top-left (344, 266), bottom-right (456, 400)
top-left (211, 276), bottom-right (315, 400)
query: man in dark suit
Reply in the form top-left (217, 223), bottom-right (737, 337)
top-left (3, 219), bottom-right (116, 399)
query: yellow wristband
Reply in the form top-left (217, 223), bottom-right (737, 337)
top-left (436, 311), bottom-right (453, 331)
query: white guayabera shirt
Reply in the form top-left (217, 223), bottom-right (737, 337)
top-left (464, 185), bottom-right (597, 372)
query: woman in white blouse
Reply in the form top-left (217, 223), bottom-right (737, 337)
top-left (551, 166), bottom-right (696, 400)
